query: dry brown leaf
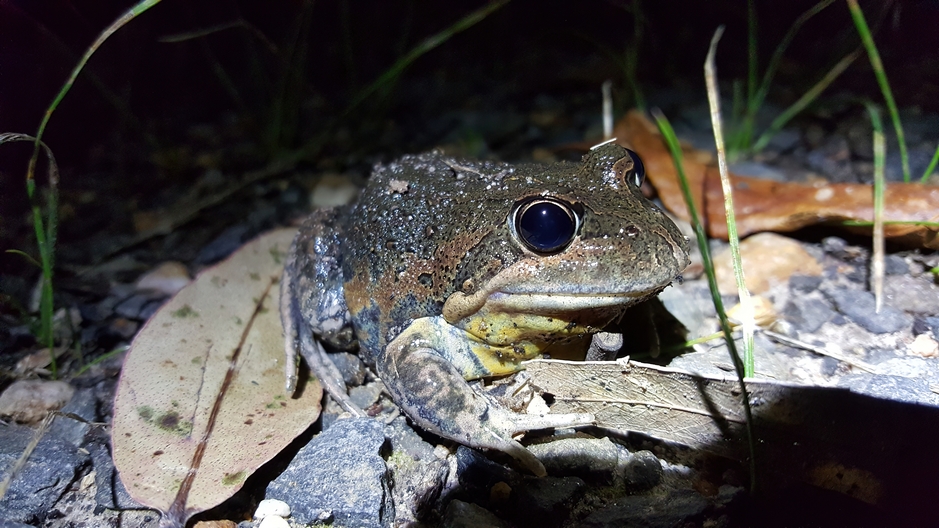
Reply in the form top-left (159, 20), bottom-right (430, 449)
top-left (526, 358), bottom-right (939, 509)
top-left (613, 111), bottom-right (939, 249)
top-left (112, 228), bottom-right (322, 527)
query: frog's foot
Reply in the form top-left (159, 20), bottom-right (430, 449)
top-left (382, 345), bottom-right (594, 477)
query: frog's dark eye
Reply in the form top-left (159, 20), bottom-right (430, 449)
top-left (613, 148), bottom-right (645, 187)
top-left (513, 198), bottom-right (578, 254)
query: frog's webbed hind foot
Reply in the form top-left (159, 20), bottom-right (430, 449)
top-left (382, 345), bottom-right (594, 477)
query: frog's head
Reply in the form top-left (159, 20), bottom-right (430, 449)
top-left (441, 143), bottom-right (690, 344)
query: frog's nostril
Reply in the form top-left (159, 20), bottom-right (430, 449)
top-left (514, 198), bottom-right (577, 253)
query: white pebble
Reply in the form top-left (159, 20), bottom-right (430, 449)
top-left (0, 379), bottom-right (74, 424)
top-left (254, 498), bottom-right (291, 520)
top-left (258, 515), bottom-right (290, 528)
top-left (135, 261), bottom-right (190, 296)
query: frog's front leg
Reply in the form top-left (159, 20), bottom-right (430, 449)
top-left (281, 210), bottom-right (361, 416)
top-left (379, 317), bottom-right (594, 477)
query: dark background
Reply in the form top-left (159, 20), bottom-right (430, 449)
top-left (1, 0), bottom-right (937, 279)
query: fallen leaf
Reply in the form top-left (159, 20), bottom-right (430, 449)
top-left (526, 358), bottom-right (939, 510)
top-left (112, 228), bottom-right (322, 527)
top-left (613, 111), bottom-right (939, 249)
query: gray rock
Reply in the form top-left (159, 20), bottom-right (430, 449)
top-left (622, 450), bottom-right (663, 491)
top-left (348, 381), bottom-right (383, 410)
top-left (823, 288), bottom-right (912, 334)
top-left (385, 417), bottom-right (448, 522)
top-left (441, 500), bottom-right (510, 528)
top-left (0, 424), bottom-right (89, 524)
top-left (924, 316), bottom-right (939, 341)
top-left (195, 224), bottom-right (249, 264)
top-left (837, 373), bottom-right (939, 407)
top-left (789, 274), bottom-right (823, 293)
top-left (783, 296), bottom-right (835, 333)
top-left (883, 275), bottom-right (939, 314)
top-left (883, 255), bottom-right (909, 275)
top-left (89, 429), bottom-right (142, 510)
top-left (266, 417), bottom-right (393, 527)
top-left (455, 446), bottom-right (520, 490)
top-left (506, 476), bottom-right (586, 528)
top-left (114, 291), bottom-right (164, 320)
top-left (330, 352), bottom-right (367, 386)
top-left (48, 387), bottom-right (96, 447)
top-left (527, 437), bottom-right (622, 483)
top-left (581, 488), bottom-right (709, 528)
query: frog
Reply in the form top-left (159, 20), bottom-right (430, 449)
top-left (279, 142), bottom-right (691, 476)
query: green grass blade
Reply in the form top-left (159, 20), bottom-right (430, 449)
top-left (705, 27), bottom-right (755, 378)
top-left (21, 0), bottom-right (162, 378)
top-left (864, 102), bottom-right (886, 312)
top-left (652, 108), bottom-right (757, 494)
top-left (847, 0), bottom-right (910, 182)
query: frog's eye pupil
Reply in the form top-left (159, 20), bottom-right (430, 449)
top-left (624, 148), bottom-right (645, 187)
top-left (515, 199), bottom-right (577, 253)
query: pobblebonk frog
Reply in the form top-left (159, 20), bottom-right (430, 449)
top-left (280, 142), bottom-right (690, 476)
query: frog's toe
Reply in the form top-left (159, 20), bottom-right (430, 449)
top-left (382, 345), bottom-right (593, 476)
top-left (506, 411), bottom-right (595, 435)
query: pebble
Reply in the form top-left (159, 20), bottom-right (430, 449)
top-left (909, 333), bottom-right (939, 358)
top-left (505, 476), bottom-right (586, 528)
top-left (883, 275), bottom-right (939, 314)
top-left (311, 173), bottom-right (360, 208)
top-left (823, 288), bottom-right (912, 334)
top-left (441, 500), bottom-right (511, 528)
top-left (257, 516), bottom-right (290, 528)
top-left (581, 488), bottom-right (709, 528)
top-left (265, 417), bottom-right (392, 527)
top-left (713, 232), bottom-right (822, 295)
top-left (254, 499), bottom-right (290, 520)
top-left (622, 450), bottom-right (664, 491)
top-left (527, 437), bottom-right (622, 482)
top-left (0, 379), bottom-right (75, 424)
top-left (135, 261), bottom-right (190, 296)
top-left (0, 423), bottom-right (89, 523)
top-left (783, 295), bottom-right (835, 333)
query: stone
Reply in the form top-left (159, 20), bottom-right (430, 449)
top-left (909, 333), bottom-right (939, 358)
top-left (883, 255), bottom-right (909, 275)
top-left (581, 488), bottom-right (709, 528)
top-left (783, 296), bottom-right (835, 333)
top-left (526, 437), bottom-right (622, 483)
top-left (505, 476), bottom-right (586, 528)
top-left (265, 417), bottom-right (393, 527)
top-left (135, 261), bottom-right (190, 296)
top-left (441, 500), bottom-right (510, 528)
top-left (0, 379), bottom-right (74, 424)
top-left (622, 450), bottom-right (663, 491)
top-left (883, 275), bottom-right (939, 314)
top-left (0, 423), bottom-right (89, 524)
top-left (254, 499), bottom-right (290, 519)
top-left (789, 274), bottom-right (823, 293)
top-left (823, 288), bottom-right (912, 334)
top-left (714, 233), bottom-right (822, 295)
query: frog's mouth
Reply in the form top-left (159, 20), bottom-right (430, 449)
top-left (443, 283), bottom-right (669, 324)
top-left (483, 291), bottom-right (652, 313)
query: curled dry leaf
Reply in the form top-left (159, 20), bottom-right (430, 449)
top-left (614, 111), bottom-right (939, 249)
top-left (526, 358), bottom-right (939, 511)
top-left (111, 228), bottom-right (322, 527)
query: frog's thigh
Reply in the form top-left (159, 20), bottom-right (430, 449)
top-left (379, 317), bottom-right (592, 476)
